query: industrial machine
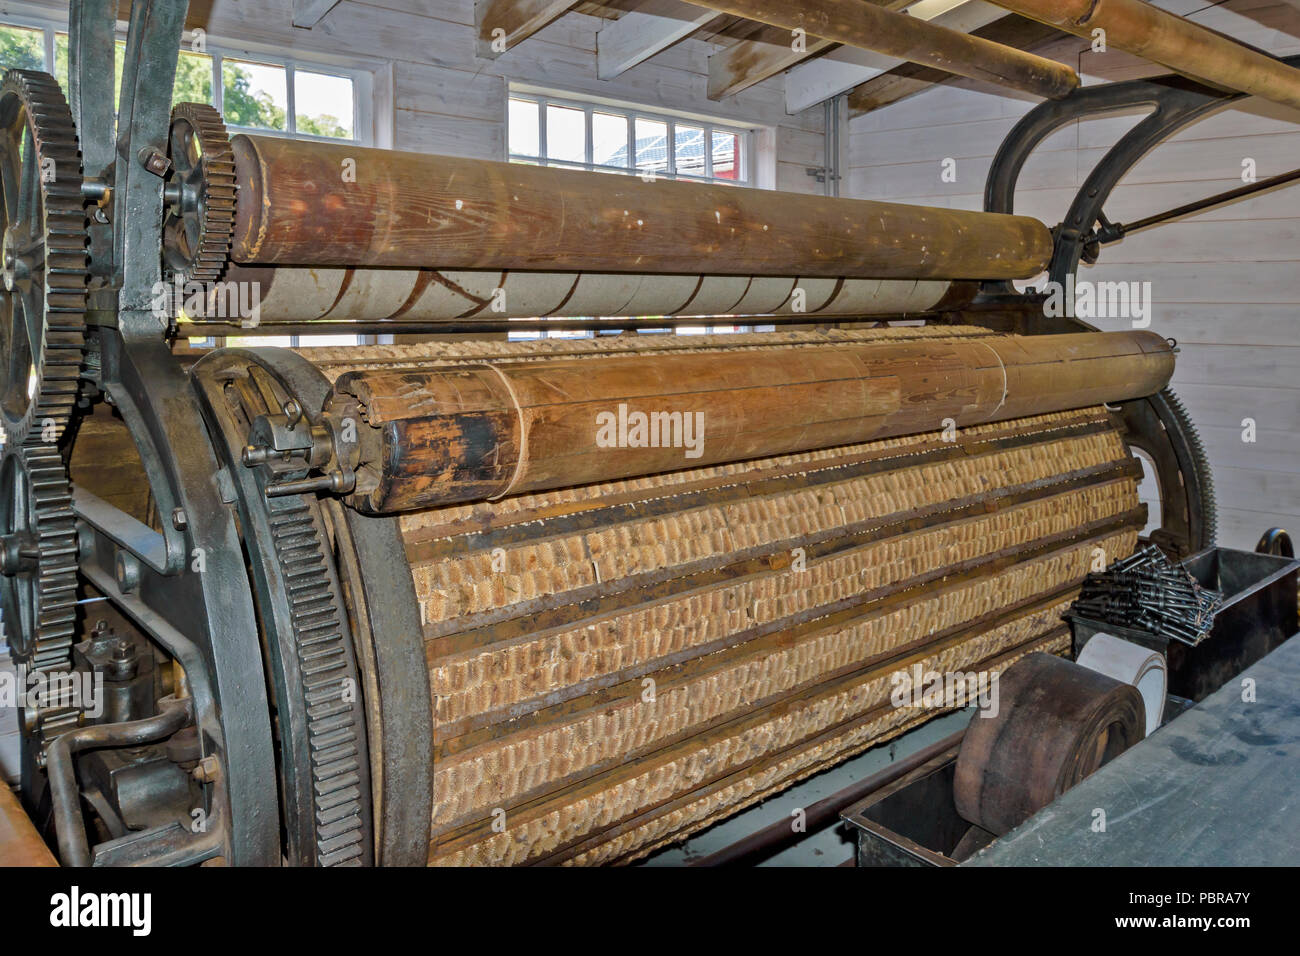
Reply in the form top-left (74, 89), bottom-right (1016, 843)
top-left (6, 0), bottom-right (1262, 867)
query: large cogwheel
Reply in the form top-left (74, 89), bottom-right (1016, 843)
top-left (0, 69), bottom-right (87, 448)
top-left (0, 444), bottom-right (80, 743)
top-left (163, 102), bottom-right (236, 284)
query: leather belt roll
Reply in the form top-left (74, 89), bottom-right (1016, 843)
top-left (953, 652), bottom-right (1145, 836)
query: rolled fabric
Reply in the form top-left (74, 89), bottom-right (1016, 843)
top-left (953, 652), bottom-right (1145, 836)
top-left (1077, 633), bottom-right (1167, 737)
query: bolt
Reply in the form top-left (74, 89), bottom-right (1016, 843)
top-left (171, 507), bottom-right (188, 531)
top-left (138, 146), bottom-right (172, 178)
top-left (193, 755), bottom-right (221, 784)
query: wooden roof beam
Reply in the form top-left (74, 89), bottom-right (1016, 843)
top-left (708, 0), bottom-right (911, 100)
top-left (785, 0), bottom-right (1006, 113)
top-left (696, 0), bottom-right (1077, 101)
top-left (991, 0), bottom-right (1300, 111)
top-left (845, 14), bottom-right (1063, 118)
top-left (475, 0), bottom-right (583, 58)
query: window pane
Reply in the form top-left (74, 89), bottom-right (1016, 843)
top-left (674, 125), bottom-right (705, 177)
top-left (54, 33), bottom-right (68, 90)
top-left (0, 24), bottom-right (45, 72)
top-left (221, 58), bottom-right (288, 131)
top-left (592, 112), bottom-right (627, 168)
top-left (295, 70), bottom-right (353, 139)
top-left (174, 51), bottom-right (213, 107)
top-left (712, 130), bottom-right (739, 181)
top-left (508, 97), bottom-right (539, 157)
top-left (226, 335), bottom-right (293, 347)
top-left (295, 334), bottom-right (361, 347)
top-left (546, 104), bottom-right (585, 164)
top-left (634, 118), bottom-right (667, 175)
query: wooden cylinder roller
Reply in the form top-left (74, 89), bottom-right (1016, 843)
top-left (953, 651), bottom-right (1146, 836)
top-left (229, 135), bottom-right (1054, 280)
top-left (993, 0), bottom-right (1300, 111)
top-left (327, 329), bottom-right (1174, 513)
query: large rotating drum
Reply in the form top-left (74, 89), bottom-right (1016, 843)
top-left (178, 324), bottom-right (1168, 865)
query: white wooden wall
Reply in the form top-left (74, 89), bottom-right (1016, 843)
top-left (847, 0), bottom-right (1300, 550)
top-left (3, 0), bottom-right (825, 193)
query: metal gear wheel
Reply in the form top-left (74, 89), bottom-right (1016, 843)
top-left (0, 69), bottom-right (88, 448)
top-left (163, 102), bottom-right (236, 284)
top-left (0, 443), bottom-right (80, 746)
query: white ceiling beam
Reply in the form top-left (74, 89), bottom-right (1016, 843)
top-left (785, 0), bottom-right (1004, 113)
top-left (292, 0), bottom-right (343, 29)
top-left (598, 0), bottom-right (720, 80)
top-left (475, 0), bottom-right (583, 59)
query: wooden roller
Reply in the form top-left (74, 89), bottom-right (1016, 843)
top-left (229, 135), bottom-right (1053, 281)
top-left (325, 329), bottom-right (1174, 513)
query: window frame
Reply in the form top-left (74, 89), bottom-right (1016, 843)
top-left (507, 89), bottom-right (753, 187)
top-left (0, 13), bottom-right (375, 146)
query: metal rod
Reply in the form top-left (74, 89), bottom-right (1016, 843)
top-left (1120, 166), bottom-right (1300, 235)
top-left (45, 695), bottom-right (194, 867)
top-left (690, 730), bottom-right (966, 866)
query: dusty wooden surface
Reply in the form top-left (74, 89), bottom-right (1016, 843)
top-left (230, 134), bottom-right (1053, 280)
top-left (329, 329), bottom-right (1173, 512)
top-left (0, 785), bottom-right (56, 867)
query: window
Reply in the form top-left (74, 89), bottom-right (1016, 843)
top-left (507, 91), bottom-right (751, 186)
top-left (1, 18), bottom-right (366, 144)
top-left (505, 92), bottom-right (759, 340)
top-left (3, 17), bottom-right (369, 349)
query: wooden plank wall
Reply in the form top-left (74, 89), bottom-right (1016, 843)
top-left (846, 0), bottom-right (1300, 550)
top-left (3, 0), bottom-right (824, 193)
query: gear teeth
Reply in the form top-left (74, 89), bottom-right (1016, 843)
top-left (164, 103), bottom-right (236, 285)
top-left (267, 501), bottom-right (369, 867)
top-left (0, 69), bottom-right (88, 448)
top-left (1160, 386), bottom-right (1217, 547)
top-left (2, 444), bottom-right (80, 724)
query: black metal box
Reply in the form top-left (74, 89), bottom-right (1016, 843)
top-left (1069, 546), bottom-right (1298, 702)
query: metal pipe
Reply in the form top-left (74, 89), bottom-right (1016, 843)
top-left (991, 0), bottom-right (1300, 112)
top-left (324, 329), bottom-right (1174, 513)
top-left (229, 135), bottom-right (1054, 281)
top-left (687, 0), bottom-right (1078, 99)
top-left (45, 695), bottom-right (194, 866)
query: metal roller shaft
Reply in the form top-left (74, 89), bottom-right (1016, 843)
top-left (327, 329), bottom-right (1173, 513)
top-left (229, 135), bottom-right (1053, 280)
